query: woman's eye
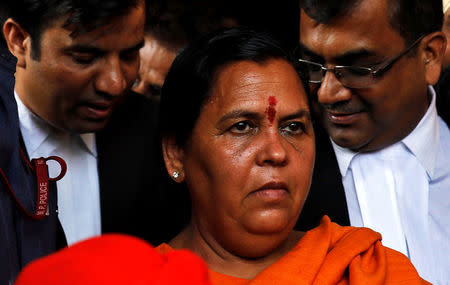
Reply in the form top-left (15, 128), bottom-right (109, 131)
top-left (230, 121), bottom-right (253, 134)
top-left (280, 122), bottom-right (304, 135)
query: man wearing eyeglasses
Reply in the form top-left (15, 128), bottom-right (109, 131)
top-left (295, 0), bottom-right (449, 283)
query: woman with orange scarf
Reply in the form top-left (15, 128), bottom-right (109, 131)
top-left (15, 28), bottom-right (429, 285)
top-left (157, 27), bottom-right (430, 284)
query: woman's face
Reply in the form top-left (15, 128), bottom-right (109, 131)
top-left (166, 59), bottom-right (315, 257)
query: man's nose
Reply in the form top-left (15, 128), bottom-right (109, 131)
top-left (95, 57), bottom-right (127, 97)
top-left (316, 69), bottom-right (352, 105)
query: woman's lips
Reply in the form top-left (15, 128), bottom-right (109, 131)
top-left (251, 182), bottom-right (289, 201)
top-left (253, 189), bottom-right (288, 200)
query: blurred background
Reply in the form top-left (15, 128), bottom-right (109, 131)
top-left (147, 0), bottom-right (299, 48)
top-left (134, 0), bottom-right (300, 100)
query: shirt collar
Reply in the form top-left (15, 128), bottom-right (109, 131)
top-left (401, 86), bottom-right (439, 179)
top-left (15, 91), bottom-right (97, 157)
top-left (80, 133), bottom-right (97, 157)
top-left (331, 139), bottom-right (358, 177)
top-left (332, 85), bottom-right (439, 178)
top-left (15, 91), bottom-right (52, 156)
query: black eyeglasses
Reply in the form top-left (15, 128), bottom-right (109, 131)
top-left (298, 36), bottom-right (424, 89)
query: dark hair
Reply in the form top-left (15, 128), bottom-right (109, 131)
top-left (4, 0), bottom-right (142, 59)
top-left (159, 27), bottom-right (310, 147)
top-left (0, 3), bottom-right (12, 48)
top-left (300, 0), bottom-right (443, 46)
top-left (145, 0), bottom-right (239, 52)
top-left (144, 1), bottom-right (189, 51)
top-left (435, 66), bottom-right (450, 124)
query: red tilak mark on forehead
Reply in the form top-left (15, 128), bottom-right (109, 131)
top-left (265, 96), bottom-right (277, 124)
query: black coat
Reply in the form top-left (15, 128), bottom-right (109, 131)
top-left (435, 66), bottom-right (450, 127)
top-left (0, 46), bottom-right (64, 284)
top-left (0, 48), bottom-right (181, 281)
top-left (295, 122), bottom-right (350, 231)
top-left (96, 92), bottom-right (182, 245)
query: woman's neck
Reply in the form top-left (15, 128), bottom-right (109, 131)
top-left (169, 222), bottom-right (304, 280)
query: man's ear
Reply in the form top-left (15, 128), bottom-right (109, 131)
top-left (162, 135), bottom-right (185, 183)
top-left (421, 31), bottom-right (446, 85)
top-left (3, 18), bottom-right (31, 68)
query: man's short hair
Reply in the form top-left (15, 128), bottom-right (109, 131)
top-left (300, 0), bottom-right (443, 45)
top-left (4, 0), bottom-right (142, 59)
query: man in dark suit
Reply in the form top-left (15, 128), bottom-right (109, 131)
top-left (295, 0), bottom-right (449, 283)
top-left (1, 30), bottom-right (67, 284)
top-left (2, 0), bottom-right (175, 274)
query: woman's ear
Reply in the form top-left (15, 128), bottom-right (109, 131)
top-left (3, 18), bottom-right (31, 68)
top-left (162, 135), bottom-right (185, 183)
top-left (421, 31), bottom-right (446, 85)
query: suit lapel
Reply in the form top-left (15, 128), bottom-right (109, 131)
top-left (295, 123), bottom-right (350, 230)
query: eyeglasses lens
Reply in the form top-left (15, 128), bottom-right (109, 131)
top-left (299, 60), bottom-right (375, 89)
top-left (336, 66), bottom-right (374, 88)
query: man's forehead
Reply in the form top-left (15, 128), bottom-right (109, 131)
top-left (299, 1), bottom-right (404, 60)
top-left (45, 5), bottom-right (145, 49)
top-left (49, 2), bottom-right (145, 41)
top-left (299, 12), bottom-right (371, 58)
top-left (299, 0), bottom-right (390, 34)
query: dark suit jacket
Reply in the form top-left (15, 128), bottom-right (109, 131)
top-left (96, 92), bottom-right (180, 245)
top-left (435, 66), bottom-right (450, 127)
top-left (0, 46), bottom-right (63, 284)
top-left (295, 122), bottom-right (350, 231)
top-left (2, 73), bottom-right (177, 282)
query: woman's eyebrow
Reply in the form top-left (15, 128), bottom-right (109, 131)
top-left (217, 109), bottom-right (311, 124)
top-left (217, 110), bottom-right (263, 124)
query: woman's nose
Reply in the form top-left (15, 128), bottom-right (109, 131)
top-left (255, 131), bottom-right (288, 167)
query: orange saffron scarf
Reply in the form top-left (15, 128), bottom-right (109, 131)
top-left (157, 216), bottom-right (430, 285)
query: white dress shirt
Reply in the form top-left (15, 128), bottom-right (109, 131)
top-left (15, 92), bottom-right (101, 245)
top-left (332, 86), bottom-right (450, 284)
